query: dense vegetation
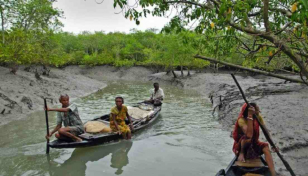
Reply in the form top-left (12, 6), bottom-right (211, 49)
top-left (0, 0), bottom-right (307, 80)
top-left (112, 0), bottom-right (308, 80)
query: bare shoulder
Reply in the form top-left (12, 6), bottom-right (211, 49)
top-left (238, 117), bottom-right (247, 128)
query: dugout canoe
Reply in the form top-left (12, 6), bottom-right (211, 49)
top-left (215, 156), bottom-right (271, 176)
top-left (48, 104), bottom-right (161, 148)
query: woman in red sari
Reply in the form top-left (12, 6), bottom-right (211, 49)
top-left (233, 103), bottom-right (277, 176)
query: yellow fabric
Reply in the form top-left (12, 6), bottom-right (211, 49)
top-left (238, 115), bottom-right (265, 128)
top-left (110, 105), bottom-right (131, 134)
top-left (84, 121), bottom-right (112, 133)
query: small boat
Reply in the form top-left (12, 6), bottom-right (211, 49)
top-left (49, 104), bottom-right (161, 148)
top-left (216, 156), bottom-right (271, 176)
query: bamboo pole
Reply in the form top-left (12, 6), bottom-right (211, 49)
top-left (231, 74), bottom-right (296, 176)
top-left (44, 98), bottom-right (50, 154)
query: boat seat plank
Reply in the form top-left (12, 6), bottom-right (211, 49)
top-left (242, 174), bottom-right (263, 176)
top-left (234, 158), bottom-right (263, 167)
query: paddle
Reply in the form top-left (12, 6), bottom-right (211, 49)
top-left (231, 74), bottom-right (296, 176)
top-left (44, 98), bottom-right (50, 154)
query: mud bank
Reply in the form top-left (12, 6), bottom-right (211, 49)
top-left (0, 66), bottom-right (103, 126)
top-left (0, 65), bottom-right (157, 126)
top-left (0, 65), bottom-right (307, 175)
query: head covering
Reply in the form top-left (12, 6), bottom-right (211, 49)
top-left (233, 103), bottom-right (248, 142)
top-left (239, 103), bottom-right (248, 118)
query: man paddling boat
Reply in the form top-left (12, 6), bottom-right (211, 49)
top-left (144, 82), bottom-right (164, 106)
top-left (45, 94), bottom-right (84, 142)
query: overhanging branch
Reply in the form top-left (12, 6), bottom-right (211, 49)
top-left (163, 0), bottom-right (211, 9)
top-left (195, 55), bottom-right (308, 85)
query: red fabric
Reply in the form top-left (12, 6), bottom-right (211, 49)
top-left (232, 103), bottom-right (268, 158)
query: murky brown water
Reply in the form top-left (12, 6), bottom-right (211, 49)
top-left (0, 81), bottom-right (234, 176)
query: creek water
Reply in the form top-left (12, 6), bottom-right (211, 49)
top-left (0, 81), bottom-right (234, 176)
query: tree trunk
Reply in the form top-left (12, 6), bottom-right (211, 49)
top-left (181, 66), bottom-right (184, 77)
top-left (195, 55), bottom-right (308, 85)
top-left (187, 67), bottom-right (191, 76)
top-left (0, 6), bottom-right (5, 45)
top-left (172, 70), bottom-right (177, 78)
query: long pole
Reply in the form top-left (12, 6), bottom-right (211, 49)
top-left (231, 74), bottom-right (296, 176)
top-left (44, 98), bottom-right (50, 154)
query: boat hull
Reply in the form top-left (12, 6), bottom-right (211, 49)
top-left (49, 106), bottom-right (161, 148)
top-left (216, 156), bottom-right (271, 176)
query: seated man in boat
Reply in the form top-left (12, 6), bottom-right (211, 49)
top-left (45, 94), bottom-right (84, 142)
top-left (233, 103), bottom-right (278, 176)
top-left (144, 82), bottom-right (164, 106)
top-left (110, 97), bottom-right (133, 140)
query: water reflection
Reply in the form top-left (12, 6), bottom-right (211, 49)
top-left (50, 141), bottom-right (133, 176)
top-left (110, 141), bottom-right (132, 175)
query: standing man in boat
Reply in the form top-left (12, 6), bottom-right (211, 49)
top-left (110, 97), bottom-right (134, 140)
top-left (233, 103), bottom-right (278, 176)
top-left (45, 94), bottom-right (84, 142)
top-left (145, 82), bottom-right (165, 106)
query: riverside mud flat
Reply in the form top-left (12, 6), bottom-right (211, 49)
top-left (0, 66), bottom-right (106, 126)
top-left (0, 65), bottom-right (307, 175)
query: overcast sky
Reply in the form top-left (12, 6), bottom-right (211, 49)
top-left (53, 0), bottom-right (172, 34)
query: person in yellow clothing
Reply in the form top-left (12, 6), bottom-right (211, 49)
top-left (110, 97), bottom-right (134, 139)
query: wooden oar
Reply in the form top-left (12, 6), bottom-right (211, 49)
top-left (231, 74), bottom-right (296, 176)
top-left (44, 98), bottom-right (50, 154)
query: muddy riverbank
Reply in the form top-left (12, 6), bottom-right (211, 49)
top-left (0, 65), bottom-right (307, 175)
top-left (0, 65), bottom-right (155, 126)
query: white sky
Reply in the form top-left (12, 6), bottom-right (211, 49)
top-left (53, 0), bottom-right (173, 34)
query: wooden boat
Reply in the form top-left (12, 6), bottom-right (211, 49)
top-left (215, 156), bottom-right (271, 176)
top-left (49, 104), bottom-right (161, 148)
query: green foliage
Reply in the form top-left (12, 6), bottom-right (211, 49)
top-left (1, 0), bottom-right (306, 74)
top-left (0, 0), bottom-right (63, 69)
top-left (0, 27), bottom-right (300, 71)
top-left (43, 30), bottom-right (209, 70)
top-left (111, 0), bottom-right (308, 76)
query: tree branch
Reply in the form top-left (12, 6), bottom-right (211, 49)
top-left (269, 7), bottom-right (292, 18)
top-left (248, 10), bottom-right (261, 17)
top-left (300, 72), bottom-right (308, 85)
top-left (296, 52), bottom-right (308, 58)
top-left (163, 0), bottom-right (211, 9)
top-left (235, 35), bottom-right (251, 51)
top-left (266, 49), bottom-right (281, 64)
top-left (275, 22), bottom-right (292, 35)
top-left (195, 55), bottom-right (308, 85)
top-left (263, 0), bottom-right (270, 32)
top-left (248, 45), bottom-right (263, 55)
top-left (228, 20), bottom-right (308, 79)
top-left (229, 21), bottom-right (262, 35)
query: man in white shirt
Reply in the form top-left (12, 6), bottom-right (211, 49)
top-left (145, 82), bottom-right (164, 106)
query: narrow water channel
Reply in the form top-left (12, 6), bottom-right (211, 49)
top-left (0, 81), bottom-right (234, 176)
